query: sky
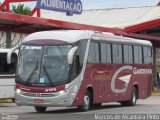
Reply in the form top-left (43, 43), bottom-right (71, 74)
top-left (81, 0), bottom-right (160, 9)
top-left (0, 0), bottom-right (160, 10)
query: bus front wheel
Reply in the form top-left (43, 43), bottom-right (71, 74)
top-left (34, 106), bottom-right (47, 113)
top-left (77, 91), bottom-right (91, 112)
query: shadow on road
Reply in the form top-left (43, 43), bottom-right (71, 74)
top-left (27, 104), bottom-right (141, 114)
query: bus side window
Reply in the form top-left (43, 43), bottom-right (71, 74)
top-left (143, 46), bottom-right (152, 64)
top-left (0, 53), bottom-right (17, 74)
top-left (88, 41), bottom-right (100, 63)
top-left (88, 42), bottom-right (95, 63)
top-left (100, 43), bottom-right (107, 63)
top-left (70, 40), bottom-right (87, 80)
top-left (112, 44), bottom-right (122, 64)
top-left (134, 46), bottom-right (142, 64)
top-left (100, 43), bottom-right (111, 64)
top-left (124, 45), bottom-right (133, 64)
top-left (0, 54), bottom-right (3, 73)
top-left (70, 55), bottom-right (80, 79)
top-left (9, 54), bottom-right (17, 73)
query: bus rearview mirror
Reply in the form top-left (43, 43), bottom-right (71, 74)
top-left (68, 46), bottom-right (78, 64)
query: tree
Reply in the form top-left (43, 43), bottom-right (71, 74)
top-left (11, 3), bottom-right (31, 15)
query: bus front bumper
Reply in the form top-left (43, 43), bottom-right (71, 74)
top-left (15, 90), bottom-right (71, 107)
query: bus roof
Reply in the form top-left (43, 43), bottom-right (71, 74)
top-left (0, 49), bottom-right (18, 54)
top-left (23, 30), bottom-right (94, 43)
top-left (23, 30), bottom-right (152, 46)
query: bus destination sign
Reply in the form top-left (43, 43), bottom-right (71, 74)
top-left (36, 0), bottom-right (82, 15)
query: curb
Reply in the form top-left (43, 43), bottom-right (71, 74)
top-left (152, 92), bottom-right (160, 96)
top-left (0, 99), bottom-right (13, 103)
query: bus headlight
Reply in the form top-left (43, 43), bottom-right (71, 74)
top-left (16, 89), bottom-right (21, 94)
top-left (56, 90), bottom-right (67, 95)
top-left (59, 90), bottom-right (65, 94)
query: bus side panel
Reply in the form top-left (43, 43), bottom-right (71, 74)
top-left (131, 65), bottom-right (152, 99)
top-left (71, 64), bottom-right (130, 106)
top-left (0, 76), bottom-right (15, 99)
top-left (71, 64), bottom-right (152, 106)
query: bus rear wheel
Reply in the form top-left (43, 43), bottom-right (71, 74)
top-left (34, 106), bottom-right (47, 113)
top-left (127, 87), bottom-right (137, 106)
top-left (77, 91), bottom-right (91, 112)
top-left (121, 87), bottom-right (137, 106)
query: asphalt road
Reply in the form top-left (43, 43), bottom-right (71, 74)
top-left (0, 96), bottom-right (160, 120)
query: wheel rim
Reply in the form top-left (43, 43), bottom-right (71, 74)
top-left (84, 95), bottom-right (90, 110)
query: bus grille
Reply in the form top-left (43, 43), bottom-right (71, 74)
top-left (22, 92), bottom-right (57, 97)
top-left (23, 92), bottom-right (37, 97)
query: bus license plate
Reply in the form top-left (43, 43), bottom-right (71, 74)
top-left (34, 99), bottom-right (44, 104)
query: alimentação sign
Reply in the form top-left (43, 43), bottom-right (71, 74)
top-left (36, 0), bottom-right (82, 15)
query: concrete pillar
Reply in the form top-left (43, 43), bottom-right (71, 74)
top-left (6, 31), bottom-right (11, 48)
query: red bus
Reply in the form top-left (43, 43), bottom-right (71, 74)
top-left (8, 30), bottom-right (153, 112)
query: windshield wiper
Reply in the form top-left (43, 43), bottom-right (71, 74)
top-left (26, 60), bottom-right (39, 85)
top-left (16, 75), bottom-right (25, 84)
top-left (43, 66), bottom-right (54, 86)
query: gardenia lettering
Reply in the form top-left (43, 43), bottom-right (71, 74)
top-left (40, 0), bottom-right (82, 14)
top-left (133, 67), bottom-right (152, 74)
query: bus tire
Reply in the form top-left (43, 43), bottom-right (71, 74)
top-left (127, 87), bottom-right (137, 106)
top-left (34, 106), bottom-right (47, 113)
top-left (77, 91), bottom-right (91, 112)
top-left (120, 87), bottom-right (137, 106)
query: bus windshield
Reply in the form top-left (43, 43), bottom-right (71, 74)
top-left (16, 45), bottom-right (72, 86)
